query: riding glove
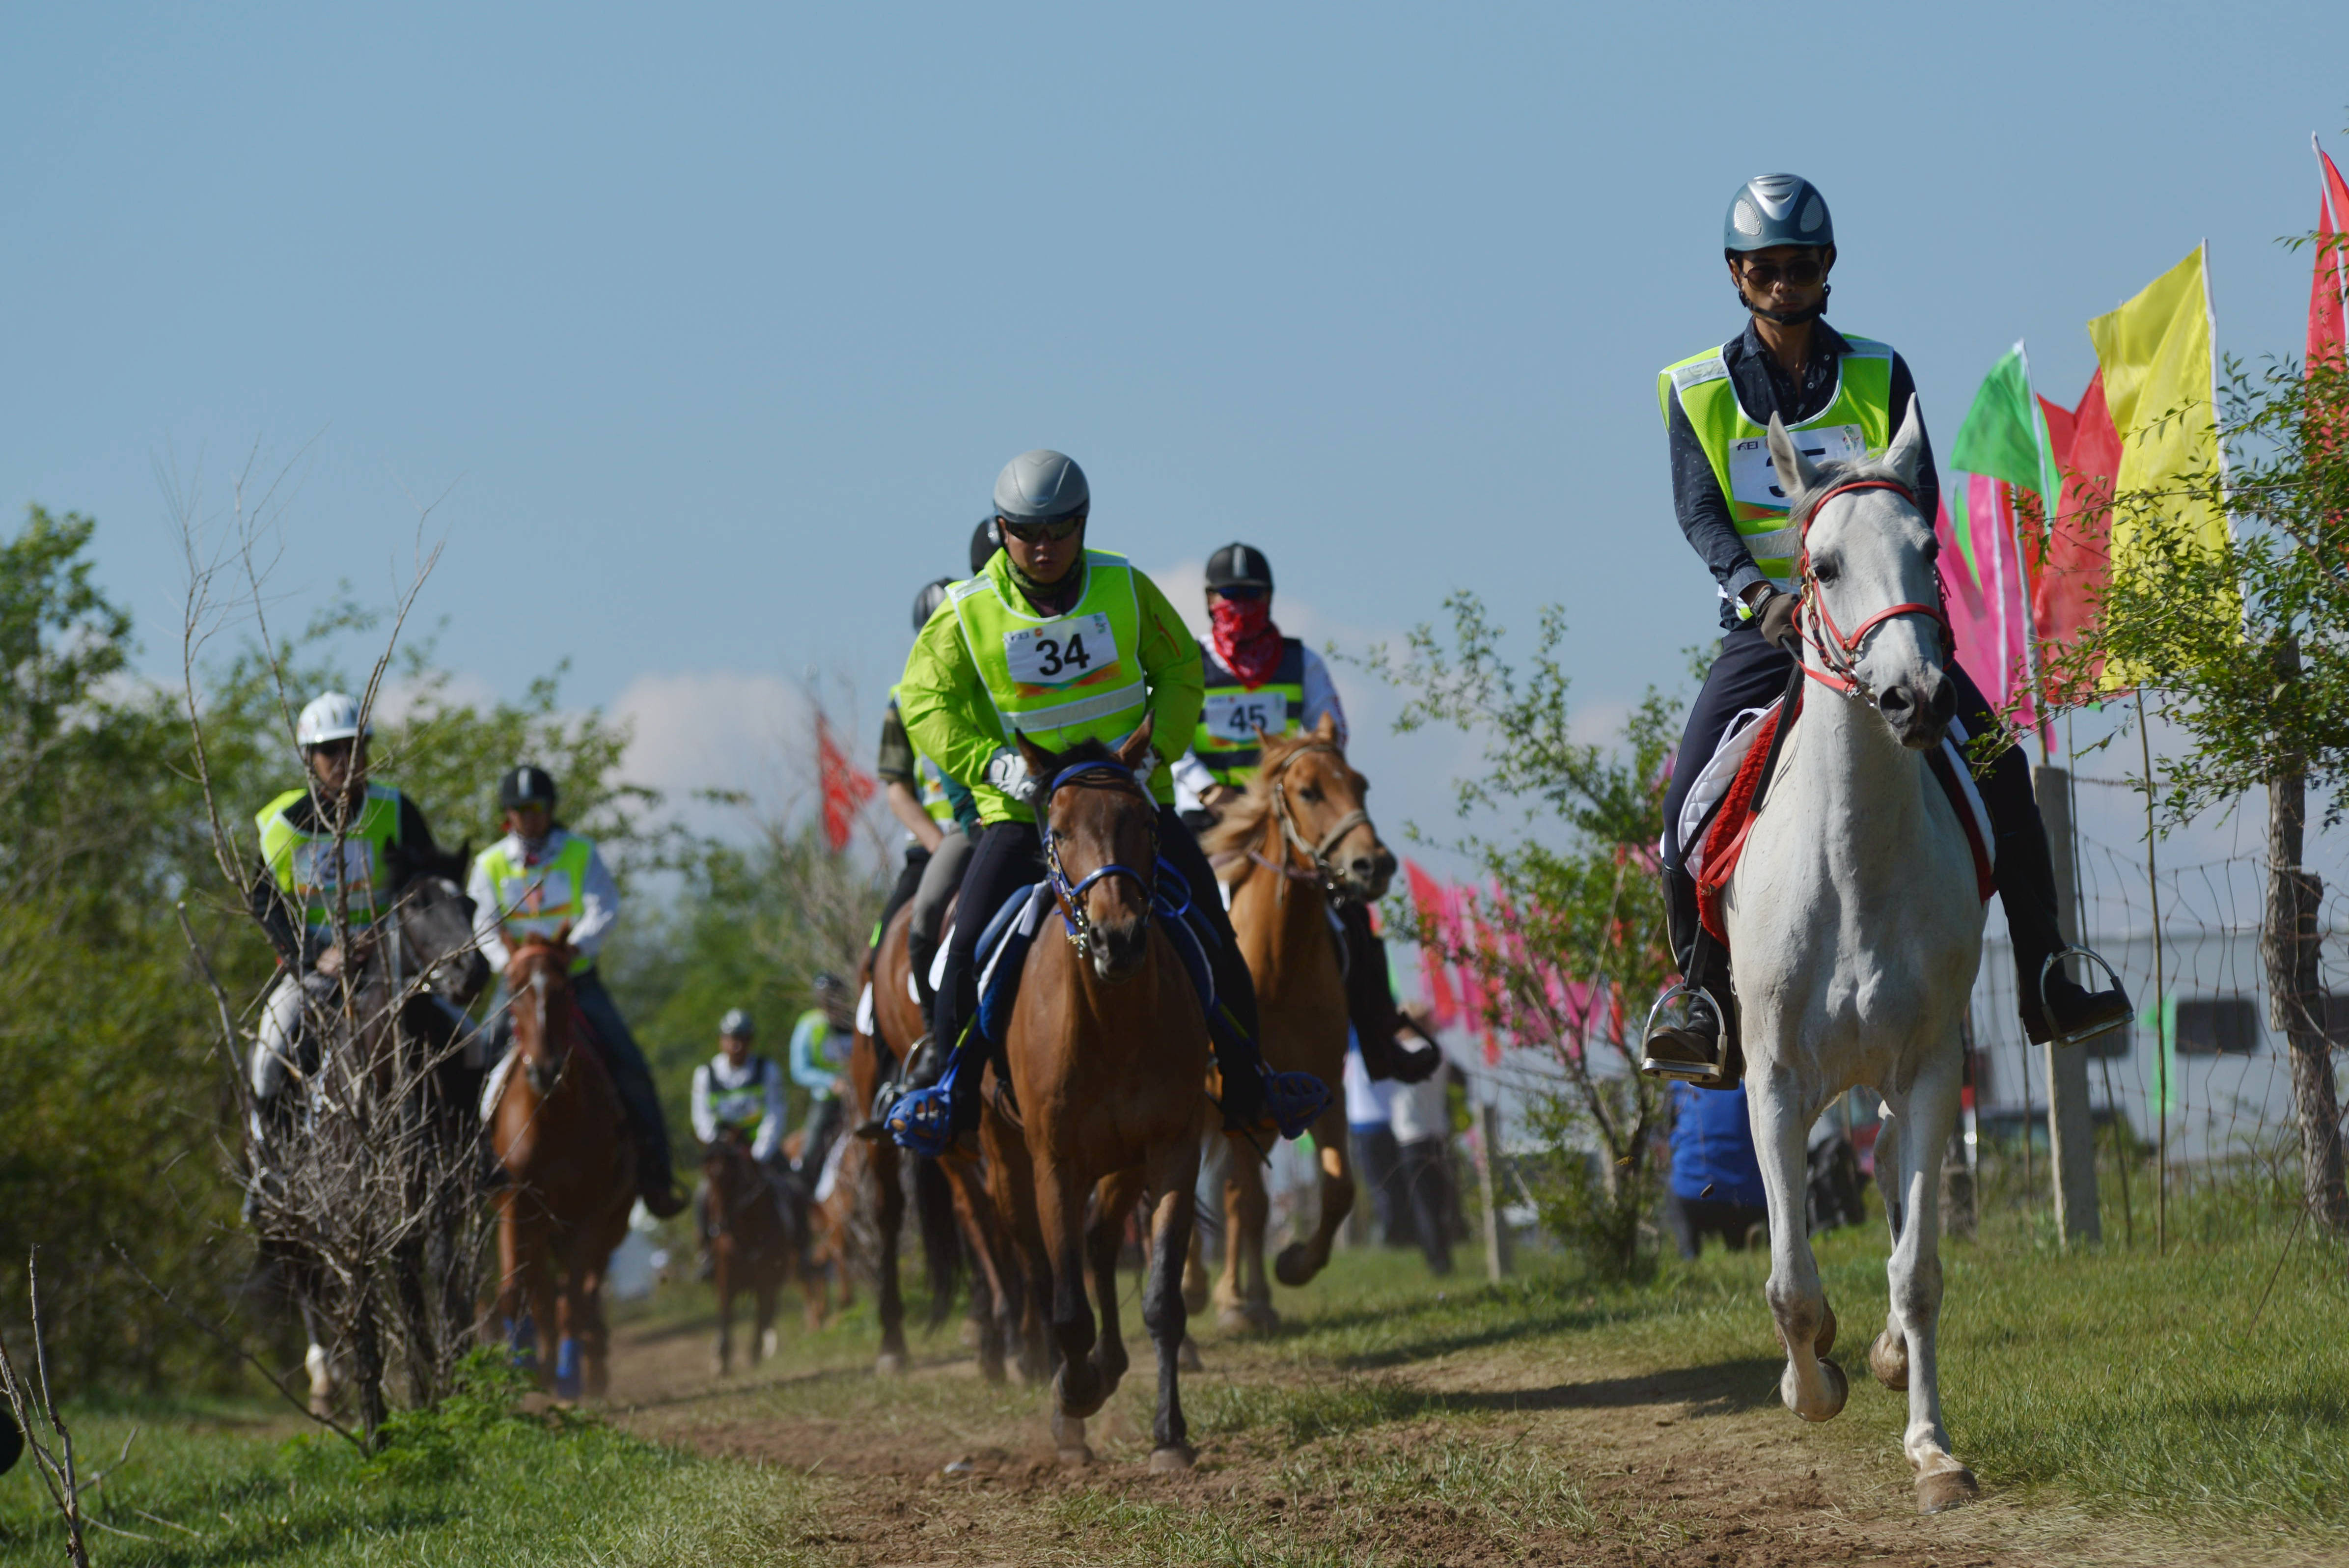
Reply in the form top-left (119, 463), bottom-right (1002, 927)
top-left (984, 747), bottom-right (1045, 806)
top-left (1754, 590), bottom-right (1801, 653)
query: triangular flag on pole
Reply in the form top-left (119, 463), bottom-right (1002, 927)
top-left (2310, 138), bottom-right (2348, 370)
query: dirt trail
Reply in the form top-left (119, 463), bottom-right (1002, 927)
top-left (603, 1301), bottom-right (2302, 1568)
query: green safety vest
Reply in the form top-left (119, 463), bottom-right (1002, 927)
top-left (707, 1057), bottom-right (775, 1132)
top-left (949, 550), bottom-right (1148, 823)
top-left (474, 833), bottom-right (598, 975)
top-left (1657, 333), bottom-right (1896, 594)
top-left (1191, 639), bottom-right (1306, 787)
top-left (256, 784), bottom-right (405, 939)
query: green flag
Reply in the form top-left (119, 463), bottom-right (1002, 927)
top-left (1948, 344), bottom-right (2061, 578)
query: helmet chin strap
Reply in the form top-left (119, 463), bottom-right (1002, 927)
top-left (1738, 281), bottom-right (1831, 327)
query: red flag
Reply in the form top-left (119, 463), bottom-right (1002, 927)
top-left (1402, 859), bottom-right (1460, 1030)
top-left (2312, 140), bottom-right (2349, 370)
top-left (817, 713), bottom-right (876, 852)
top-left (2027, 372), bottom-right (2123, 689)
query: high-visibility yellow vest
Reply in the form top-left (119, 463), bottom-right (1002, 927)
top-left (1657, 334), bottom-right (1895, 593)
top-left (949, 550), bottom-right (1148, 822)
top-left (256, 784), bottom-right (404, 939)
top-left (888, 685), bottom-right (958, 825)
top-left (707, 1057), bottom-right (775, 1132)
top-left (1191, 639), bottom-right (1306, 787)
top-left (474, 833), bottom-right (598, 974)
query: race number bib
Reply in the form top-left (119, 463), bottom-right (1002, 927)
top-left (1727, 423), bottom-right (1865, 511)
top-left (501, 870), bottom-right (574, 916)
top-left (1203, 691), bottom-right (1282, 745)
top-left (1003, 613), bottom-right (1118, 687)
top-left (291, 839), bottom-right (373, 897)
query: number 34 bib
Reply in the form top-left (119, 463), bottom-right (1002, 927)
top-left (1002, 612), bottom-right (1119, 687)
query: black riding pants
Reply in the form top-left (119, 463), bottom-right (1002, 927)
top-left (1659, 624), bottom-right (2062, 986)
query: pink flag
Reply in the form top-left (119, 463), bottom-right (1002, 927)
top-left (2313, 140), bottom-right (2348, 369)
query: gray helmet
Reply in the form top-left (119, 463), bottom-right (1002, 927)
top-left (912, 577), bottom-right (954, 632)
top-left (992, 450), bottom-right (1090, 526)
top-left (1723, 173), bottom-right (1833, 253)
top-left (718, 1007), bottom-right (754, 1039)
top-left (969, 517), bottom-right (1001, 574)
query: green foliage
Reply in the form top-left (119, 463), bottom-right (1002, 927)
top-left (1360, 593), bottom-right (1685, 1279)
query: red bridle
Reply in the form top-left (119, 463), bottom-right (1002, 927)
top-left (1794, 477), bottom-right (1950, 699)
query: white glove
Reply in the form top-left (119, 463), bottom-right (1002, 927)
top-left (985, 747), bottom-right (1043, 805)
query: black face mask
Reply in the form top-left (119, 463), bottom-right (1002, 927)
top-left (1735, 279), bottom-right (1831, 327)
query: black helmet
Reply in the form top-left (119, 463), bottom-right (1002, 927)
top-left (718, 1007), bottom-right (754, 1039)
top-left (912, 576), bottom-right (954, 633)
top-left (969, 517), bottom-right (1001, 576)
top-left (498, 765), bottom-right (558, 812)
top-left (992, 450), bottom-right (1090, 527)
top-left (812, 971), bottom-right (849, 1000)
top-left (1723, 173), bottom-right (1833, 253)
top-left (1205, 542), bottom-right (1273, 593)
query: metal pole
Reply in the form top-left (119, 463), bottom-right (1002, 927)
top-left (1474, 1091), bottom-right (1508, 1283)
top-left (2138, 692), bottom-right (2167, 1256)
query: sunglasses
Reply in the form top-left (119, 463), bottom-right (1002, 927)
top-left (1213, 585), bottom-right (1268, 603)
top-left (1740, 256), bottom-right (1825, 288)
top-left (997, 515), bottom-right (1084, 545)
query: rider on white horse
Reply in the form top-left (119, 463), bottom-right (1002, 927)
top-left (468, 764), bottom-right (687, 1216)
top-left (1642, 173), bottom-right (2130, 1084)
top-left (1173, 540), bottom-right (1437, 1085)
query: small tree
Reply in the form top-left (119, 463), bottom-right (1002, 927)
top-left (1363, 595), bottom-right (1684, 1277)
top-left (2037, 346), bottom-right (2349, 1234)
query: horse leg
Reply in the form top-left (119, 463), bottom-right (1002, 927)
top-left (947, 1162), bottom-right (1012, 1383)
top-left (873, 1141), bottom-right (909, 1372)
top-left (987, 1120), bottom-right (1055, 1386)
top-left (1034, 1150), bottom-right (1104, 1459)
top-left (1086, 1171), bottom-right (1143, 1402)
top-left (1870, 1112), bottom-right (1911, 1391)
top-left (545, 1256), bottom-right (578, 1402)
top-left (713, 1242), bottom-right (734, 1376)
top-left (1144, 1138), bottom-right (1202, 1472)
top-left (1214, 1150), bottom-right (1277, 1334)
top-left (1274, 1100), bottom-right (1356, 1289)
top-left (297, 1292), bottom-right (338, 1419)
top-left (580, 1259), bottom-right (611, 1402)
top-left (1750, 1072), bottom-right (1847, 1422)
top-left (1883, 1059), bottom-right (1979, 1513)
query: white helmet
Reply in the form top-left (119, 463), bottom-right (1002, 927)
top-left (295, 691), bottom-right (372, 749)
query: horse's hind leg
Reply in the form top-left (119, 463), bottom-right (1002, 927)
top-left (1144, 1139), bottom-right (1203, 1472)
top-left (1882, 1058), bottom-right (1978, 1513)
top-left (872, 1141), bottom-right (909, 1372)
top-left (1086, 1171), bottom-right (1143, 1401)
top-left (1750, 1071), bottom-right (1848, 1423)
top-left (713, 1249), bottom-right (734, 1376)
top-left (1214, 1148), bottom-right (1277, 1334)
top-left (1274, 1100), bottom-right (1356, 1289)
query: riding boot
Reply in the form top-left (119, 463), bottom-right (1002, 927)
top-left (1342, 902), bottom-right (1439, 1083)
top-left (1997, 818), bottom-right (2130, 1046)
top-left (907, 928), bottom-right (940, 1015)
top-left (1641, 866), bottom-right (1743, 1087)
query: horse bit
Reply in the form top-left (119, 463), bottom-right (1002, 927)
top-left (1255, 742), bottom-right (1373, 905)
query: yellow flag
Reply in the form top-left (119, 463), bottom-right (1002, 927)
top-left (2088, 243), bottom-right (2223, 562)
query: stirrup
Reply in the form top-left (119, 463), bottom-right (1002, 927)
top-left (1639, 980), bottom-right (1730, 1083)
top-left (1263, 1069), bottom-right (1330, 1140)
top-left (886, 1044), bottom-right (964, 1158)
top-left (2037, 948), bottom-right (2130, 1049)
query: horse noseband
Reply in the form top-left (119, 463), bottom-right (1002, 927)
top-left (1265, 743), bottom-right (1375, 905)
top-left (1040, 760), bottom-right (1159, 959)
top-left (1793, 477), bottom-right (1951, 703)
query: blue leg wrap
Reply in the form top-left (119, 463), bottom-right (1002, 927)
top-left (506, 1315), bottom-right (538, 1371)
top-left (553, 1336), bottom-right (582, 1400)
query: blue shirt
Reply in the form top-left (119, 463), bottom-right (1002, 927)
top-left (788, 1009), bottom-right (848, 1100)
top-left (1668, 1082), bottom-right (1767, 1208)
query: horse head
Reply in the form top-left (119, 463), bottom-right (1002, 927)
top-left (507, 928), bottom-right (580, 1096)
top-left (1259, 714), bottom-right (1392, 902)
top-left (1018, 715), bottom-right (1161, 985)
top-left (392, 860), bottom-right (492, 1005)
top-left (1769, 398), bottom-right (1953, 750)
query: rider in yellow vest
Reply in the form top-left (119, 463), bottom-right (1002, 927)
top-left (891, 449), bottom-right (1328, 1150)
top-left (873, 575), bottom-right (983, 1010)
top-left (249, 691), bottom-right (447, 1129)
top-left (468, 765), bottom-right (686, 1216)
top-left (1641, 174), bottom-right (2130, 1085)
top-left (1173, 541), bottom-right (1437, 1089)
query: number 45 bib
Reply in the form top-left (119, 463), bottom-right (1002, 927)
top-left (1003, 612), bottom-right (1119, 688)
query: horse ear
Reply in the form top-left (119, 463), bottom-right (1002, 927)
top-left (1884, 395), bottom-right (1927, 491)
top-left (1312, 712), bottom-right (1339, 742)
top-left (1766, 413), bottom-right (1820, 507)
top-left (553, 920), bottom-right (573, 948)
top-left (1015, 731), bottom-right (1056, 779)
top-left (1113, 712), bottom-right (1156, 770)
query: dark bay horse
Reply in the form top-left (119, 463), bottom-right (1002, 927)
top-left (982, 717), bottom-right (1210, 1470)
top-left (701, 1131), bottom-right (796, 1374)
top-left (1200, 717), bottom-right (1395, 1331)
top-left (487, 934), bottom-right (635, 1401)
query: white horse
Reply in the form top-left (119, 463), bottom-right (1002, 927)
top-left (1726, 402), bottom-right (1984, 1514)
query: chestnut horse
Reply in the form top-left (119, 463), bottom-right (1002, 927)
top-left (860, 899), bottom-right (1017, 1380)
top-left (487, 935), bottom-right (635, 1400)
top-left (1200, 717), bottom-right (1395, 1332)
top-left (701, 1132), bottom-right (797, 1374)
top-left (983, 717), bottom-right (1210, 1470)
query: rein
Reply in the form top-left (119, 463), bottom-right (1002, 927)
top-left (1792, 477), bottom-right (1950, 701)
top-left (1260, 742), bottom-right (1373, 907)
top-left (1038, 760), bottom-right (1188, 959)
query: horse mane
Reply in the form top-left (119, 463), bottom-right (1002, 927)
top-left (1200, 728), bottom-right (1327, 864)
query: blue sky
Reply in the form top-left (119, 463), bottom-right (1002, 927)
top-left (5, 1), bottom-right (2346, 851)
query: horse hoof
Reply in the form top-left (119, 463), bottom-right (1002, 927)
top-left (1815, 1301), bottom-right (1837, 1357)
top-left (1869, 1329), bottom-right (1909, 1392)
top-left (1177, 1336), bottom-right (1204, 1373)
top-left (1272, 1244), bottom-right (1318, 1289)
top-left (1182, 1278), bottom-right (1209, 1316)
top-left (1051, 1410), bottom-right (1092, 1466)
top-left (1216, 1302), bottom-right (1279, 1336)
top-left (711, 1354), bottom-right (730, 1378)
top-left (960, 1319), bottom-right (983, 1350)
top-left (1916, 1466), bottom-right (1980, 1514)
top-left (1813, 1357), bottom-right (1849, 1420)
top-left (1058, 1444), bottom-right (1096, 1468)
top-left (1149, 1445), bottom-right (1197, 1473)
top-left (761, 1328), bottom-right (778, 1360)
top-left (979, 1351), bottom-right (1008, 1386)
top-left (875, 1351), bottom-right (906, 1376)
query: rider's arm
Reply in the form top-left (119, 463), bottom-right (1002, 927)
top-left (1663, 385), bottom-right (1772, 612)
top-left (877, 704), bottom-right (942, 847)
top-left (689, 1062), bottom-right (719, 1146)
top-left (1298, 646), bottom-right (1349, 745)
top-left (787, 1014), bottom-right (834, 1094)
top-left (751, 1061), bottom-right (787, 1162)
top-left (248, 860), bottom-right (308, 969)
top-left (465, 853), bottom-right (511, 975)
top-left (1132, 572), bottom-right (1205, 773)
top-left (568, 837), bottom-right (620, 960)
top-left (885, 781), bottom-right (945, 851)
top-left (898, 611), bottom-right (1012, 800)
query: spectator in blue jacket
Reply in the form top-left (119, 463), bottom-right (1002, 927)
top-left (1665, 1081), bottom-right (1769, 1258)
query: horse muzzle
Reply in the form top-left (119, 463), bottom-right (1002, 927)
top-left (1876, 668), bottom-right (1958, 750)
top-left (1089, 915), bottom-right (1152, 985)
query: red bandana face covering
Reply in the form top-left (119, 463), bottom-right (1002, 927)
top-left (1210, 597), bottom-right (1284, 689)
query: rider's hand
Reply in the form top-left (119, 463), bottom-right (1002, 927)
top-left (315, 944), bottom-right (343, 978)
top-left (1754, 589), bottom-right (1801, 653)
top-left (985, 747), bottom-right (1044, 806)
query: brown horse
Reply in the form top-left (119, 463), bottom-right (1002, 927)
top-left (487, 934), bottom-right (635, 1400)
top-left (1200, 717), bottom-right (1395, 1332)
top-left (983, 716), bottom-right (1210, 1470)
top-left (859, 900), bottom-right (1017, 1380)
top-left (701, 1131), bottom-right (798, 1374)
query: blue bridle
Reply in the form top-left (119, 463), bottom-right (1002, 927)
top-left (1036, 759), bottom-right (1192, 954)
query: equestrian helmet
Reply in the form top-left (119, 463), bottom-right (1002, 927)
top-left (992, 450), bottom-right (1090, 527)
top-left (718, 1007), bottom-right (755, 1039)
top-left (969, 516), bottom-right (1002, 575)
top-left (812, 970), bottom-right (850, 1001)
top-left (1205, 542), bottom-right (1274, 593)
top-left (295, 690), bottom-right (371, 749)
top-left (1723, 173), bottom-right (1833, 253)
top-left (498, 765), bottom-right (558, 811)
top-left (912, 576), bottom-right (955, 633)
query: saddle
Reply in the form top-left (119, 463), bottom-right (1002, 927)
top-left (1681, 693), bottom-right (1996, 945)
top-left (968, 875), bottom-right (1221, 1050)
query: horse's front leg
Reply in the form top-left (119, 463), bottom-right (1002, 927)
top-left (1274, 1099), bottom-right (1355, 1288)
top-left (1086, 1171), bottom-right (1142, 1401)
top-left (1750, 1059), bottom-right (1847, 1422)
top-left (1143, 1138), bottom-right (1202, 1472)
top-left (1032, 1139), bottom-right (1104, 1459)
top-left (713, 1238), bottom-right (735, 1376)
top-left (1881, 1056), bottom-right (1979, 1513)
top-left (1214, 1149), bottom-right (1277, 1333)
top-left (872, 1141), bottom-right (909, 1372)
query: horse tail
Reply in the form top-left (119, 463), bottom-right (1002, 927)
top-left (912, 1155), bottom-right (962, 1332)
